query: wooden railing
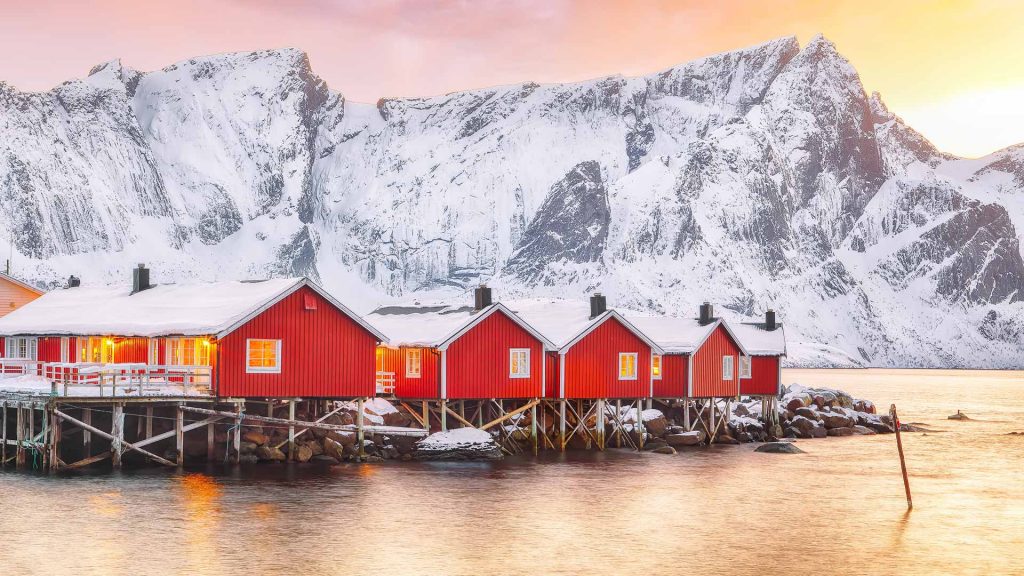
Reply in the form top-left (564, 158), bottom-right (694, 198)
top-left (376, 371), bottom-right (395, 395)
top-left (0, 359), bottom-right (213, 397)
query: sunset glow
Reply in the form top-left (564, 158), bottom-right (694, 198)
top-left (1, 0), bottom-right (1021, 157)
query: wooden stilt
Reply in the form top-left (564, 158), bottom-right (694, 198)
top-left (207, 417), bottom-right (215, 462)
top-left (890, 405), bottom-right (913, 510)
top-left (440, 400), bottom-right (448, 432)
top-left (356, 398), bottom-right (365, 460)
top-left (288, 400), bottom-right (296, 461)
top-left (112, 404), bottom-right (124, 468)
top-left (49, 405), bottom-right (61, 472)
top-left (233, 403), bottom-right (243, 465)
top-left (15, 405), bottom-right (24, 468)
top-left (615, 399), bottom-right (622, 448)
top-left (559, 400), bottom-right (567, 452)
top-left (82, 408), bottom-right (92, 454)
top-left (1, 401), bottom-right (7, 467)
top-left (145, 406), bottom-right (154, 439)
top-left (54, 409), bottom-right (176, 468)
top-left (422, 401), bottom-right (430, 432)
top-left (596, 398), bottom-right (606, 451)
top-left (636, 398), bottom-right (645, 451)
top-left (531, 402), bottom-right (538, 456)
top-left (175, 404), bottom-right (184, 467)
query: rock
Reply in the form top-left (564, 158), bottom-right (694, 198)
top-left (242, 431), bottom-right (269, 446)
top-left (643, 414), bottom-right (668, 437)
top-left (755, 442), bottom-right (805, 454)
top-left (649, 445), bottom-right (676, 455)
top-left (783, 427), bottom-right (798, 439)
top-left (666, 431), bottom-right (704, 446)
top-left (794, 407), bottom-right (820, 421)
top-left (827, 427), bottom-right (855, 437)
top-left (414, 428), bottom-right (503, 461)
top-left (305, 440), bottom-right (324, 456)
top-left (291, 443), bottom-right (314, 463)
top-left (852, 425), bottom-right (877, 435)
top-left (810, 426), bottom-right (827, 439)
top-left (323, 437), bottom-right (345, 462)
top-left (237, 441), bottom-right (258, 455)
top-left (716, 434), bottom-right (740, 445)
top-left (256, 445), bottom-right (287, 461)
top-left (733, 403), bottom-right (751, 417)
top-left (326, 431), bottom-right (356, 446)
top-left (786, 398), bottom-right (806, 412)
top-left (900, 423), bottom-right (930, 432)
top-left (948, 411), bottom-right (970, 421)
top-left (789, 415), bottom-right (818, 438)
top-left (820, 411), bottom-right (855, 429)
top-left (813, 395), bottom-right (826, 409)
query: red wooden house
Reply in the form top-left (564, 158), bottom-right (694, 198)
top-left (732, 310), bottom-right (786, 397)
top-left (0, 266), bottom-right (386, 398)
top-left (628, 303), bottom-right (751, 399)
top-left (514, 295), bottom-right (664, 400)
top-left (366, 287), bottom-right (555, 400)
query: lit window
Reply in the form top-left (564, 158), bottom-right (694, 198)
top-left (406, 348), bottom-right (422, 378)
top-left (722, 355), bottom-right (734, 380)
top-left (619, 352), bottom-right (638, 381)
top-left (740, 356), bottom-right (751, 379)
top-left (167, 337), bottom-right (211, 366)
top-left (509, 348), bottom-right (531, 378)
top-left (148, 338), bottom-right (160, 364)
top-left (80, 337), bottom-right (106, 363)
top-left (246, 339), bottom-right (281, 373)
top-left (651, 354), bottom-right (663, 380)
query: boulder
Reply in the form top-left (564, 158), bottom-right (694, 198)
top-left (794, 407), bottom-right (820, 421)
top-left (323, 437), bottom-right (345, 462)
top-left (785, 398), bottom-right (806, 412)
top-left (948, 411), bottom-right (970, 421)
top-left (755, 442), bottom-right (805, 454)
top-left (666, 431), bottom-right (704, 447)
top-left (643, 414), bottom-right (668, 437)
top-left (782, 427), bottom-right (798, 439)
top-left (733, 403), bottom-right (751, 417)
top-left (326, 431), bottom-right (356, 447)
top-left (414, 428), bottom-right (503, 461)
top-left (810, 426), bottom-right (828, 439)
top-left (852, 425), bottom-right (876, 435)
top-left (789, 415), bottom-right (818, 438)
top-left (715, 434), bottom-right (740, 445)
top-left (820, 412), bottom-right (855, 429)
top-left (238, 441), bottom-right (258, 455)
top-left (242, 431), bottom-right (269, 446)
top-left (858, 413), bottom-right (893, 433)
top-left (256, 445), bottom-right (287, 461)
top-left (291, 443), bottom-right (314, 463)
top-left (650, 445), bottom-right (676, 455)
top-left (305, 440), bottom-right (324, 456)
top-left (827, 427), bottom-right (855, 437)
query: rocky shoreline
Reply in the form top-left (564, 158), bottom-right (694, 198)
top-left (200, 383), bottom-right (898, 464)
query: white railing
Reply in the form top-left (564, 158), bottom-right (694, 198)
top-left (0, 360), bottom-right (213, 397)
top-left (376, 371), bottom-right (395, 395)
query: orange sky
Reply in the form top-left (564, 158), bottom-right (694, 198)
top-left (1, 0), bottom-right (1021, 157)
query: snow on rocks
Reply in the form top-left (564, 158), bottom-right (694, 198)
top-left (414, 427), bottom-right (502, 461)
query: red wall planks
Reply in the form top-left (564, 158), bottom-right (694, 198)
top-left (217, 286), bottom-right (379, 398)
top-left (114, 337), bottom-right (150, 364)
top-left (741, 355), bottom-right (780, 396)
top-left (378, 345), bottom-right (440, 399)
top-left (691, 324), bottom-right (741, 397)
top-left (652, 353), bottom-right (688, 398)
top-left (563, 317), bottom-right (651, 399)
top-left (444, 310), bottom-right (545, 399)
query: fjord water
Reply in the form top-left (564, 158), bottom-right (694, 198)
top-left (1, 369), bottom-right (1022, 576)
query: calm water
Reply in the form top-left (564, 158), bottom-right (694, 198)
top-left (1, 369), bottom-right (1022, 576)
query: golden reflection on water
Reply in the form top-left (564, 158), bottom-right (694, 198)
top-left (174, 473), bottom-right (223, 574)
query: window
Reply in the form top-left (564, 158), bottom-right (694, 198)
top-left (167, 337), bottom-right (211, 366)
top-left (79, 337), bottom-right (109, 363)
top-left (148, 338), bottom-right (160, 364)
top-left (722, 355), bottom-right (734, 380)
top-left (740, 356), bottom-right (752, 379)
top-left (651, 354), bottom-right (663, 380)
top-left (246, 339), bottom-right (281, 373)
top-left (4, 337), bottom-right (37, 360)
top-left (509, 348), bottom-right (531, 378)
top-left (619, 352), bottom-right (638, 380)
top-left (405, 348), bottom-right (422, 378)
top-left (60, 337), bottom-right (70, 363)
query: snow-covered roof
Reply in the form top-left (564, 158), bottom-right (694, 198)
top-left (0, 272), bottom-right (43, 295)
top-left (624, 315), bottom-right (718, 354)
top-left (731, 322), bottom-right (787, 356)
top-left (504, 299), bottom-right (664, 354)
top-left (366, 302), bottom-right (554, 350)
top-left (0, 277), bottom-right (387, 341)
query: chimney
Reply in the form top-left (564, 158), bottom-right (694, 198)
top-left (765, 309), bottom-right (777, 331)
top-left (67, 275), bottom-right (81, 289)
top-left (589, 293), bottom-right (607, 319)
top-left (474, 285), bottom-right (493, 311)
top-left (699, 302), bottom-right (715, 325)
top-left (132, 263), bottom-right (151, 294)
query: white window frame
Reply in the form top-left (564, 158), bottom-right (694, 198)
top-left (60, 337), bottom-right (70, 363)
top-left (618, 352), bottom-right (638, 381)
top-left (509, 348), bottom-right (531, 378)
top-left (166, 337), bottom-right (211, 366)
top-left (651, 354), bottom-right (663, 380)
top-left (148, 338), bottom-right (160, 364)
top-left (4, 337), bottom-right (37, 360)
top-left (740, 355), bottom-right (752, 379)
top-left (405, 348), bottom-right (422, 379)
top-left (245, 338), bottom-right (282, 374)
top-left (722, 355), bottom-right (734, 381)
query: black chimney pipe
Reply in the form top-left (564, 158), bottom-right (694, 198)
top-left (699, 302), bottom-right (714, 325)
top-left (67, 275), bottom-right (80, 289)
top-left (474, 285), bottom-right (493, 311)
top-left (766, 309), bottom-right (777, 331)
top-left (589, 293), bottom-right (607, 319)
top-left (132, 263), bottom-right (151, 294)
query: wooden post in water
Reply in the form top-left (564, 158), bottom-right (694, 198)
top-left (356, 398), bottom-right (365, 460)
top-left (82, 408), bottom-right (92, 454)
top-left (233, 402), bottom-right (243, 465)
top-left (890, 404), bottom-right (913, 511)
top-left (1, 401), bottom-right (7, 467)
top-left (531, 402), bottom-right (538, 456)
top-left (111, 404), bottom-right (124, 469)
top-left (175, 404), bottom-right (184, 467)
top-left (287, 400), bottom-right (296, 462)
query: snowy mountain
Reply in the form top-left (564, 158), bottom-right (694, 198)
top-left (1, 35), bottom-right (1022, 368)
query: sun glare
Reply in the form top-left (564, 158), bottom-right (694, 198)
top-left (896, 86), bottom-right (1024, 158)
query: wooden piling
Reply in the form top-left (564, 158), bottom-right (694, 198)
top-left (890, 404), bottom-right (913, 510)
top-left (82, 408), bottom-right (91, 454)
top-left (559, 400), bottom-right (566, 452)
top-left (233, 402), bottom-right (243, 465)
top-left (15, 405), bottom-right (24, 468)
top-left (356, 398), bottom-right (365, 460)
top-left (207, 416), bottom-right (215, 462)
top-left (175, 404), bottom-right (184, 467)
top-left (1, 400), bottom-right (7, 467)
top-left (145, 406), bottom-right (154, 439)
top-left (111, 404), bottom-right (124, 468)
top-left (531, 402), bottom-right (538, 456)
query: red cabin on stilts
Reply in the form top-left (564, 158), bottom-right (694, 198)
top-left (733, 310), bottom-right (787, 397)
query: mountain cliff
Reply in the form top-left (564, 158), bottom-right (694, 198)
top-left (1, 36), bottom-right (1022, 367)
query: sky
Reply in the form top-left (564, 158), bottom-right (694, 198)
top-left (1, 0), bottom-right (1021, 158)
